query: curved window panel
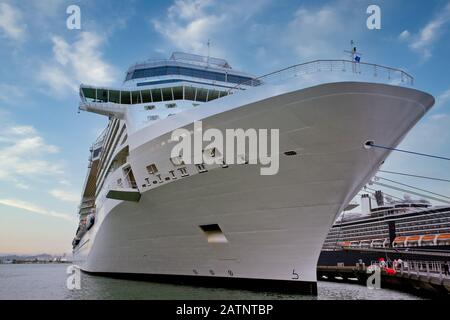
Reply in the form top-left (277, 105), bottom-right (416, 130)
top-left (131, 91), bottom-right (141, 104)
top-left (141, 90), bottom-right (152, 103)
top-left (207, 90), bottom-right (220, 101)
top-left (129, 66), bottom-right (250, 84)
top-left (82, 88), bottom-right (96, 102)
top-left (195, 88), bottom-right (208, 102)
top-left (172, 86), bottom-right (183, 100)
top-left (151, 88), bottom-right (162, 102)
top-left (161, 87), bottom-right (173, 101)
top-left (109, 90), bottom-right (120, 103)
top-left (97, 89), bottom-right (108, 102)
top-left (121, 91), bottom-right (131, 104)
top-left (184, 87), bottom-right (196, 101)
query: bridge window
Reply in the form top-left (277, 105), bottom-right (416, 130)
top-left (131, 91), bottom-right (141, 104)
top-left (127, 65), bottom-right (255, 85)
top-left (162, 87), bottom-right (172, 101)
top-left (207, 89), bottom-right (220, 101)
top-left (172, 86), bottom-right (183, 100)
top-left (109, 90), bottom-right (120, 103)
top-left (141, 90), bottom-right (152, 103)
top-left (97, 89), bottom-right (108, 102)
top-left (184, 87), bottom-right (196, 100)
top-left (151, 88), bottom-right (162, 102)
top-left (81, 85), bottom-right (231, 105)
top-left (196, 88), bottom-right (208, 102)
top-left (121, 91), bottom-right (131, 104)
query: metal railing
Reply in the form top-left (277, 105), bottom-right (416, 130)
top-left (229, 59), bottom-right (414, 93)
top-left (371, 260), bottom-right (450, 279)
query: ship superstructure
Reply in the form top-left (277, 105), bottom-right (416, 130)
top-left (323, 195), bottom-right (450, 250)
top-left (72, 52), bottom-right (434, 294)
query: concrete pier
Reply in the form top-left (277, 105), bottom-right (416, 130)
top-left (317, 260), bottom-right (450, 297)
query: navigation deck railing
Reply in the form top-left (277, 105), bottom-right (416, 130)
top-left (229, 59), bottom-right (414, 93)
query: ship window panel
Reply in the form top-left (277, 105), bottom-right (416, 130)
top-left (207, 90), bottom-right (220, 101)
top-left (130, 66), bottom-right (229, 82)
top-left (141, 90), bottom-right (152, 103)
top-left (172, 86), bottom-right (183, 100)
top-left (151, 88), bottom-right (162, 102)
top-left (146, 164), bottom-right (158, 175)
top-left (162, 87), bottom-right (172, 101)
top-left (184, 87), bottom-right (196, 101)
top-left (219, 91), bottom-right (229, 98)
top-left (97, 89), bottom-right (108, 102)
top-left (166, 66), bottom-right (179, 75)
top-left (109, 90), bottom-right (120, 103)
top-left (120, 91), bottom-right (131, 104)
top-left (195, 88), bottom-right (208, 102)
top-left (131, 91), bottom-right (141, 104)
top-left (227, 75), bottom-right (253, 85)
top-left (82, 88), bottom-right (96, 102)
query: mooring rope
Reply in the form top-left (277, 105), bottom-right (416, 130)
top-left (366, 142), bottom-right (450, 161)
top-left (375, 176), bottom-right (450, 200)
top-left (378, 170), bottom-right (450, 183)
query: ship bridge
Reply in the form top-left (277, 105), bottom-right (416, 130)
top-left (123, 52), bottom-right (258, 88)
top-left (78, 52), bottom-right (260, 124)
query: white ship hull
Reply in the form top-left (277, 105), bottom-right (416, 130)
top-left (74, 81), bottom-right (433, 294)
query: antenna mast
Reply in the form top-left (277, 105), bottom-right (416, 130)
top-left (343, 40), bottom-right (363, 73)
top-left (207, 39), bottom-right (211, 68)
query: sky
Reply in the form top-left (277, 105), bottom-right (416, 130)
top-left (0, 0), bottom-right (449, 255)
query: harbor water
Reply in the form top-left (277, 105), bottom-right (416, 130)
top-left (0, 264), bottom-right (423, 300)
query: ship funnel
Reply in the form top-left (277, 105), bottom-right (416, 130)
top-left (375, 190), bottom-right (384, 206)
top-left (361, 194), bottom-right (372, 215)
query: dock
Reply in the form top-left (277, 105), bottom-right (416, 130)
top-left (317, 260), bottom-right (450, 297)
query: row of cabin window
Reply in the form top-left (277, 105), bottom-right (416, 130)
top-left (82, 86), bottom-right (230, 104)
top-left (125, 66), bottom-right (254, 85)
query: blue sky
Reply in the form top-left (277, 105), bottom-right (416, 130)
top-left (0, 0), bottom-right (449, 254)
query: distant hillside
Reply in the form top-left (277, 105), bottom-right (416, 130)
top-left (1, 254), bottom-right (60, 261)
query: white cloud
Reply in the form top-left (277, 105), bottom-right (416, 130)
top-left (0, 2), bottom-right (26, 41)
top-left (39, 32), bottom-right (118, 94)
top-left (286, 6), bottom-right (350, 60)
top-left (429, 113), bottom-right (449, 121)
top-left (49, 189), bottom-right (79, 203)
top-left (9, 125), bottom-right (36, 136)
top-left (437, 88), bottom-right (450, 108)
top-left (398, 30), bottom-right (410, 41)
top-left (152, 0), bottom-right (226, 54)
top-left (152, 0), bottom-right (269, 57)
top-left (0, 124), bottom-right (64, 187)
top-left (405, 3), bottom-right (450, 59)
top-left (0, 83), bottom-right (24, 104)
top-left (0, 198), bottom-right (75, 222)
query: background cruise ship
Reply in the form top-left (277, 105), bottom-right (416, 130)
top-left (319, 192), bottom-right (450, 266)
top-left (72, 52), bottom-right (434, 294)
